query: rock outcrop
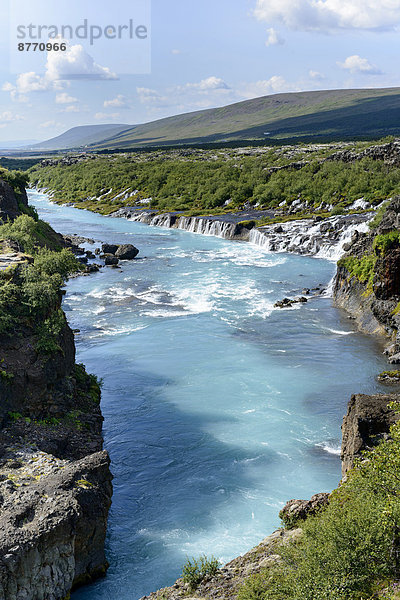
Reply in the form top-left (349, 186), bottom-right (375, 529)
top-left (0, 180), bottom-right (28, 222)
top-left (334, 197), bottom-right (400, 351)
top-left (0, 451), bottom-right (112, 600)
top-left (341, 393), bottom-right (399, 475)
top-left (279, 493), bottom-right (330, 528)
top-left (101, 242), bottom-right (139, 265)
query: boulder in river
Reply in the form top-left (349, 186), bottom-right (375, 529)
top-left (104, 255), bottom-right (119, 266)
top-left (101, 243), bottom-right (139, 260)
top-left (101, 243), bottom-right (119, 255)
top-left (115, 244), bottom-right (139, 260)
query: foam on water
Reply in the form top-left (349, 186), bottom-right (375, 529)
top-left (28, 191), bottom-right (391, 600)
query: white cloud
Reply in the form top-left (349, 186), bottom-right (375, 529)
top-left (94, 112), bottom-right (121, 121)
top-left (40, 120), bottom-right (62, 128)
top-left (183, 76), bottom-right (230, 91)
top-left (253, 0), bottom-right (400, 32)
top-left (3, 42), bottom-right (117, 101)
top-left (56, 92), bottom-right (78, 104)
top-left (171, 49), bottom-right (181, 55)
top-left (239, 76), bottom-right (294, 99)
top-left (309, 70), bottom-right (325, 80)
top-left (337, 55), bottom-right (383, 74)
top-left (45, 43), bottom-right (117, 81)
top-left (0, 111), bottom-right (24, 124)
top-left (265, 27), bottom-right (285, 46)
top-left (63, 105), bottom-right (80, 113)
top-left (136, 87), bottom-right (170, 107)
top-left (104, 95), bottom-right (130, 108)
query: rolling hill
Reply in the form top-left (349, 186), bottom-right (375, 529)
top-left (31, 124), bottom-right (133, 151)
top-left (91, 87), bottom-right (400, 149)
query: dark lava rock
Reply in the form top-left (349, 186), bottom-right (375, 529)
top-left (274, 297), bottom-right (307, 308)
top-left (104, 255), bottom-right (119, 266)
top-left (115, 244), bottom-right (139, 260)
top-left (0, 180), bottom-right (28, 222)
top-left (86, 264), bottom-right (101, 273)
top-left (101, 243), bottom-right (119, 255)
top-left (341, 393), bottom-right (400, 475)
top-left (274, 298), bottom-right (294, 308)
top-left (374, 247), bottom-right (400, 300)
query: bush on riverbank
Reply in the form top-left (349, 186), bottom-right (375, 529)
top-left (238, 410), bottom-right (400, 600)
top-left (0, 214), bottom-right (82, 348)
top-left (29, 147), bottom-right (400, 216)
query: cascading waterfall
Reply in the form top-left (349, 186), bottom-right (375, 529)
top-left (110, 205), bottom-right (374, 260)
top-left (249, 214), bottom-right (373, 261)
top-left (177, 217), bottom-right (238, 239)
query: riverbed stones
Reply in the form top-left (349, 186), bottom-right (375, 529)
top-left (274, 296), bottom-right (308, 308)
top-left (101, 243), bottom-right (139, 260)
top-left (104, 255), bottom-right (119, 266)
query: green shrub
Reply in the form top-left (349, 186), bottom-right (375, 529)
top-left (338, 254), bottom-right (376, 287)
top-left (373, 231), bottom-right (400, 256)
top-left (35, 309), bottom-right (65, 354)
top-left (181, 555), bottom-right (220, 591)
top-left (369, 200), bottom-right (390, 230)
top-left (0, 214), bottom-right (63, 253)
top-left (29, 151), bottom-right (400, 215)
top-left (330, 205), bottom-right (346, 216)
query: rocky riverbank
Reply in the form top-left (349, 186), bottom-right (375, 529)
top-left (0, 177), bottom-right (113, 600)
top-left (333, 196), bottom-right (400, 358)
top-left (141, 392), bottom-right (400, 600)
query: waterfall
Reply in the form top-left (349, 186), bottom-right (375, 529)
top-left (110, 205), bottom-right (374, 260)
top-left (249, 213), bottom-right (374, 261)
top-left (177, 217), bottom-right (238, 239)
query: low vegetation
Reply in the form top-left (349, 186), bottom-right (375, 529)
top-left (0, 212), bottom-right (82, 352)
top-left (181, 555), bottom-right (220, 591)
top-left (29, 142), bottom-right (400, 217)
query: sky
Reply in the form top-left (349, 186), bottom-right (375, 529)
top-left (0, 0), bottom-right (400, 142)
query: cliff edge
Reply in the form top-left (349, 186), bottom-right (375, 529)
top-left (0, 173), bottom-right (112, 600)
top-left (334, 197), bottom-right (400, 357)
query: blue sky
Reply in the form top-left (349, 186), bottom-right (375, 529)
top-left (1, 0), bottom-right (400, 141)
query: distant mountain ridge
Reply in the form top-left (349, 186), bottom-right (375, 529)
top-left (34, 87), bottom-right (400, 151)
top-left (31, 124), bottom-right (133, 150)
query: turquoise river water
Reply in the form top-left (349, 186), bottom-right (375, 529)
top-left (30, 190), bottom-right (390, 600)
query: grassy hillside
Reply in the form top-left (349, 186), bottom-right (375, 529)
top-left (32, 124), bottom-right (133, 151)
top-left (91, 88), bottom-right (400, 149)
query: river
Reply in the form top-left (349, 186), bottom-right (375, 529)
top-left (30, 190), bottom-right (389, 600)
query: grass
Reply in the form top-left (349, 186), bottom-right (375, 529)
top-left (181, 555), bottom-right (220, 591)
top-left (90, 88), bottom-right (400, 149)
